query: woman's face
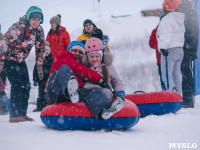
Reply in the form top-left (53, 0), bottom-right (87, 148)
top-left (29, 18), bottom-right (41, 29)
top-left (51, 23), bottom-right (57, 30)
top-left (88, 53), bottom-right (101, 66)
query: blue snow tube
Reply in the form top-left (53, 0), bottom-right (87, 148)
top-left (40, 99), bottom-right (140, 130)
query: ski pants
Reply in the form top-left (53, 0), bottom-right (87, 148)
top-left (46, 64), bottom-right (111, 117)
top-left (161, 47), bottom-right (183, 95)
top-left (181, 54), bottom-right (194, 107)
top-left (157, 64), bottom-right (166, 90)
top-left (3, 60), bottom-right (31, 117)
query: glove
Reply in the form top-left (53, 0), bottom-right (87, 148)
top-left (115, 91), bottom-right (125, 97)
top-left (0, 60), bottom-right (4, 73)
top-left (37, 64), bottom-right (44, 80)
top-left (33, 81), bottom-right (37, 86)
top-left (97, 78), bottom-right (111, 89)
top-left (160, 49), bottom-right (169, 56)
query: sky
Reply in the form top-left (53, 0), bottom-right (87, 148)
top-left (0, 0), bottom-right (163, 33)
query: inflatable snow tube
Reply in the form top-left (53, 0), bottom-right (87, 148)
top-left (40, 99), bottom-right (140, 130)
top-left (125, 91), bottom-right (183, 117)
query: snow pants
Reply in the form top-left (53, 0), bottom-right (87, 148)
top-left (157, 64), bottom-right (166, 90)
top-left (46, 65), bottom-right (111, 117)
top-left (181, 55), bottom-right (194, 107)
top-left (3, 60), bottom-right (31, 117)
top-left (161, 47), bottom-right (183, 95)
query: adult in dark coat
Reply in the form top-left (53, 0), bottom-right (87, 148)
top-left (179, 0), bottom-right (199, 108)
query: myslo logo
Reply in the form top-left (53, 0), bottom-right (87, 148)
top-left (169, 143), bottom-right (198, 149)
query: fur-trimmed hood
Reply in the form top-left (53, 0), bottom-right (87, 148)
top-left (82, 53), bottom-right (113, 66)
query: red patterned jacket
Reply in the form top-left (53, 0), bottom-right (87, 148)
top-left (46, 26), bottom-right (70, 59)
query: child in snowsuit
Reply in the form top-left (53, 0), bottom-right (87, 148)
top-left (83, 38), bottom-right (125, 100)
top-left (33, 44), bottom-right (53, 112)
top-left (156, 0), bottom-right (185, 95)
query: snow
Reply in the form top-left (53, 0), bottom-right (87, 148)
top-left (0, 0), bottom-right (200, 150)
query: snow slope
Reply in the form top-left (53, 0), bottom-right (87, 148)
top-left (0, 0), bottom-right (200, 150)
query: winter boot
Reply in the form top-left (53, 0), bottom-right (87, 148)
top-left (22, 116), bottom-right (34, 121)
top-left (66, 76), bottom-right (79, 103)
top-left (9, 117), bottom-right (26, 123)
top-left (100, 96), bottom-right (125, 120)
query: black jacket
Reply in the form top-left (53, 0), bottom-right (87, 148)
top-left (179, 0), bottom-right (199, 60)
top-left (33, 54), bottom-right (53, 85)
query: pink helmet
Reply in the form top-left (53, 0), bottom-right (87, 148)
top-left (85, 38), bottom-right (104, 53)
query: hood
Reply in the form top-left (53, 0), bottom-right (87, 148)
top-left (59, 26), bottom-right (66, 31)
top-left (82, 53), bottom-right (113, 66)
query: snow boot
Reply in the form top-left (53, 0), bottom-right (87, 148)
top-left (66, 76), bottom-right (79, 103)
top-left (101, 96), bottom-right (125, 120)
top-left (22, 116), bottom-right (34, 121)
top-left (9, 117), bottom-right (26, 123)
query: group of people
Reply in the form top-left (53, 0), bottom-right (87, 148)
top-left (149, 0), bottom-right (199, 108)
top-left (0, 0), bottom-right (199, 123)
top-left (0, 5), bottom-right (125, 123)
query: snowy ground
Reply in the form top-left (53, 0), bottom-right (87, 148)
top-left (0, 0), bottom-right (200, 150)
top-left (0, 98), bottom-right (199, 150)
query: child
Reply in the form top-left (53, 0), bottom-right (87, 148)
top-left (0, 71), bottom-right (10, 115)
top-left (83, 38), bottom-right (125, 100)
top-left (156, 0), bottom-right (185, 95)
top-left (33, 44), bottom-right (53, 112)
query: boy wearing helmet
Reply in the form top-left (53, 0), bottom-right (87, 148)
top-left (83, 38), bottom-right (125, 101)
top-left (0, 6), bottom-right (46, 122)
top-left (157, 0), bottom-right (185, 95)
top-left (46, 41), bottom-right (125, 120)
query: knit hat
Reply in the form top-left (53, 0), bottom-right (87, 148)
top-left (26, 6), bottom-right (44, 24)
top-left (50, 14), bottom-right (61, 26)
top-left (29, 12), bottom-right (42, 20)
top-left (67, 41), bottom-right (85, 54)
top-left (83, 19), bottom-right (94, 27)
top-left (163, 0), bottom-right (180, 10)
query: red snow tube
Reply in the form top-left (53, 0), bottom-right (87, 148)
top-left (125, 91), bottom-right (183, 117)
top-left (40, 99), bottom-right (140, 130)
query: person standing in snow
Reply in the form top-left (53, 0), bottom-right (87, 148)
top-left (83, 38), bottom-right (125, 100)
top-left (0, 6), bottom-right (46, 123)
top-left (77, 19), bottom-right (110, 53)
top-left (46, 14), bottom-right (71, 59)
top-left (149, 12), bottom-right (166, 91)
top-left (179, 0), bottom-right (199, 108)
top-left (156, 0), bottom-right (185, 95)
top-left (32, 43), bottom-right (53, 112)
top-left (46, 41), bottom-right (125, 120)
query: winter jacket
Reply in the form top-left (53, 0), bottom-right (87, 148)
top-left (157, 12), bottom-right (185, 50)
top-left (149, 27), bottom-right (161, 65)
top-left (77, 27), bottom-right (111, 53)
top-left (33, 54), bottom-right (53, 84)
top-left (82, 53), bottom-right (124, 92)
top-left (46, 26), bottom-right (70, 59)
top-left (49, 51), bottom-right (102, 88)
top-left (179, 0), bottom-right (199, 60)
top-left (0, 16), bottom-right (45, 62)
